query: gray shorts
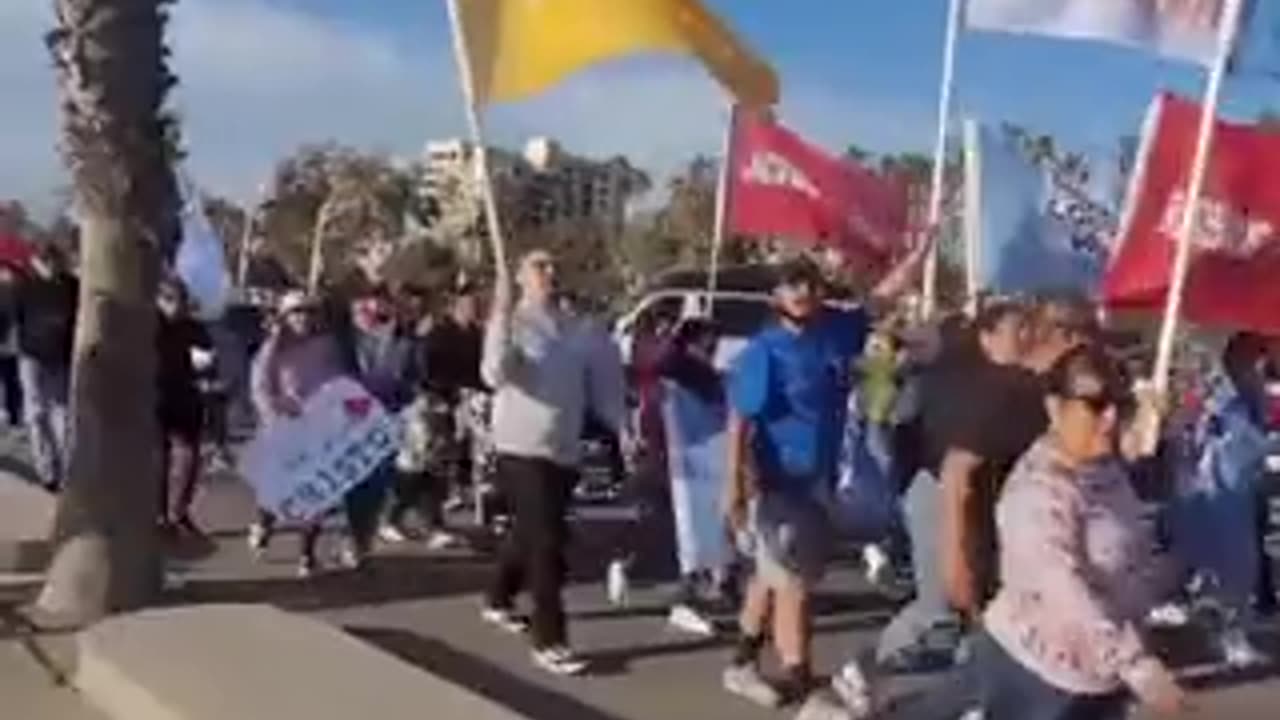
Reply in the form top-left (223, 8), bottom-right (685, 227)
top-left (747, 490), bottom-right (832, 589)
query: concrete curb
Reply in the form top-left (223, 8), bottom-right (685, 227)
top-left (0, 474), bottom-right (54, 573)
top-left (76, 604), bottom-right (528, 720)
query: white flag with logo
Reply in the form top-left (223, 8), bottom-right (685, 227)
top-left (966, 0), bottom-right (1234, 65)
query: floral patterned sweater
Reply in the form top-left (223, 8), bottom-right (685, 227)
top-left (984, 439), bottom-right (1170, 696)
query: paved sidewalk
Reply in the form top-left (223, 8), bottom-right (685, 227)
top-left (0, 615), bottom-right (105, 720)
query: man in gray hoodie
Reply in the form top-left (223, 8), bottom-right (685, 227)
top-left (479, 248), bottom-right (626, 676)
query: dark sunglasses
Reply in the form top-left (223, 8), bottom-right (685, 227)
top-left (1063, 392), bottom-right (1120, 415)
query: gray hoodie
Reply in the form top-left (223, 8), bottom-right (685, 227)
top-left (482, 300), bottom-right (625, 466)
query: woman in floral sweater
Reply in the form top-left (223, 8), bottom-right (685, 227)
top-left (976, 344), bottom-right (1188, 719)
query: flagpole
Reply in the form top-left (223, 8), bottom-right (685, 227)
top-left (1152, 0), bottom-right (1247, 396)
top-left (706, 102), bottom-right (740, 315)
top-left (445, 0), bottom-right (511, 280)
top-left (237, 182), bottom-right (266, 290)
top-left (920, 0), bottom-right (963, 319)
top-left (306, 194), bottom-right (335, 296)
top-left (961, 118), bottom-right (982, 314)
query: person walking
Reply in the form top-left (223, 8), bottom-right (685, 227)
top-left (15, 245), bottom-right (78, 490)
top-left (155, 279), bottom-right (213, 538)
top-left (659, 317), bottom-right (732, 637)
top-left (246, 290), bottom-right (345, 577)
top-left (0, 262), bottom-right (25, 427)
top-left (479, 248), bottom-right (626, 676)
top-left (721, 248), bottom-right (925, 712)
top-left (336, 282), bottom-right (418, 568)
top-left (1168, 333), bottom-right (1278, 668)
top-left (412, 282), bottom-right (488, 528)
top-left (874, 302), bottom-right (1030, 673)
top-left (976, 345), bottom-right (1188, 719)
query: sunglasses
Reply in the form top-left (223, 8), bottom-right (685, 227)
top-left (1063, 392), bottom-right (1120, 415)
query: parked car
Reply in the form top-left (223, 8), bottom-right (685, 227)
top-left (614, 265), bottom-right (854, 371)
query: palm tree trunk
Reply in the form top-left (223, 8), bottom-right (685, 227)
top-left (36, 0), bottom-right (181, 624)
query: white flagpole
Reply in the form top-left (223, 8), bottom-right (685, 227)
top-left (705, 102), bottom-right (740, 315)
top-left (961, 118), bottom-right (982, 313)
top-left (236, 183), bottom-right (266, 290)
top-left (920, 0), bottom-right (963, 319)
top-left (306, 195), bottom-right (334, 296)
top-left (1152, 0), bottom-right (1247, 395)
top-left (445, 0), bottom-right (511, 279)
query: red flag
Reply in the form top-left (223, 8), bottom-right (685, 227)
top-left (728, 112), bottom-right (908, 264)
top-left (1104, 93), bottom-right (1280, 335)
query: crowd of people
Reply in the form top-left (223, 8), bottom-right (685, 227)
top-left (2, 234), bottom-right (1276, 719)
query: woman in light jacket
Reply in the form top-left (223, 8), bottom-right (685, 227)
top-left (246, 290), bottom-right (344, 577)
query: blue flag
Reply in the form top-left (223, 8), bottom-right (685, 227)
top-left (969, 123), bottom-right (1110, 297)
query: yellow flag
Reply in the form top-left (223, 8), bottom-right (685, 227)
top-left (453, 0), bottom-right (780, 108)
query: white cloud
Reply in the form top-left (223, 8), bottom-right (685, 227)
top-left (0, 0), bottom-right (927, 211)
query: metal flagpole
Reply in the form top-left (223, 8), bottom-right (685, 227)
top-left (705, 102), bottom-right (740, 316)
top-left (1152, 0), bottom-right (1248, 395)
top-left (920, 0), bottom-right (963, 319)
top-left (445, 0), bottom-right (511, 282)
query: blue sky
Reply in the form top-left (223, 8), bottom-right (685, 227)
top-left (3, 0), bottom-right (1279, 208)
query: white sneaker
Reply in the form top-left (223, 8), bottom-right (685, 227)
top-left (668, 604), bottom-right (716, 637)
top-left (480, 606), bottom-right (529, 635)
top-left (532, 645), bottom-right (589, 676)
top-left (831, 660), bottom-right (875, 718)
top-left (378, 524), bottom-right (411, 545)
top-left (337, 545), bottom-right (367, 571)
top-left (723, 664), bottom-right (782, 708)
top-left (1220, 628), bottom-right (1270, 669)
top-left (297, 557), bottom-right (317, 579)
top-left (425, 530), bottom-right (463, 552)
top-left (162, 570), bottom-right (186, 591)
top-left (862, 544), bottom-right (891, 587)
top-left (606, 558), bottom-right (631, 607)
top-left (795, 689), bottom-right (858, 720)
top-left (247, 523), bottom-right (269, 559)
top-left (1146, 602), bottom-right (1191, 628)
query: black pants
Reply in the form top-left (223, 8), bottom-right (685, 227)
top-left (387, 469), bottom-right (445, 530)
top-left (258, 464), bottom-right (392, 559)
top-left (0, 355), bottom-right (21, 425)
top-left (486, 454), bottom-right (578, 649)
top-left (1256, 489), bottom-right (1276, 614)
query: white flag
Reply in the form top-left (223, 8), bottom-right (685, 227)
top-left (966, 0), bottom-right (1232, 65)
top-left (175, 187), bottom-right (232, 321)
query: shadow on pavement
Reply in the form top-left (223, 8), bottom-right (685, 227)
top-left (165, 554), bottom-right (494, 612)
top-left (0, 455), bottom-right (42, 486)
top-left (348, 626), bottom-right (629, 720)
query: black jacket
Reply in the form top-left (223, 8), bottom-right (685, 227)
top-left (422, 317), bottom-right (484, 401)
top-left (16, 273), bottom-right (78, 366)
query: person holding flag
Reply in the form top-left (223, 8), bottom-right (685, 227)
top-left (479, 248), bottom-right (627, 676)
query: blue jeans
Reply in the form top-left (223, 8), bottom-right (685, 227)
top-left (19, 357), bottom-right (70, 489)
top-left (877, 471), bottom-right (961, 663)
top-left (972, 631), bottom-right (1129, 720)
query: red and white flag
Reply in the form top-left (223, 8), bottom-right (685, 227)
top-left (728, 112), bottom-right (908, 264)
top-left (966, 0), bottom-right (1236, 65)
top-left (1103, 92), bottom-right (1280, 335)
